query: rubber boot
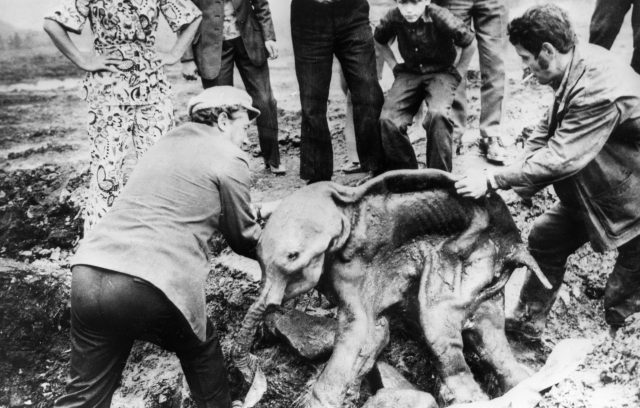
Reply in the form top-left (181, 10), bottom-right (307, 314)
top-left (506, 266), bottom-right (565, 341)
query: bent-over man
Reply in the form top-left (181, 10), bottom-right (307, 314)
top-left (456, 4), bottom-right (640, 339)
top-left (55, 87), bottom-right (272, 408)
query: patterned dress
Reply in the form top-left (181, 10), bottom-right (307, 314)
top-left (46, 0), bottom-right (201, 233)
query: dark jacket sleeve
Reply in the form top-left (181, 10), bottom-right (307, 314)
top-left (427, 3), bottom-right (474, 47)
top-left (251, 0), bottom-right (276, 41)
top-left (494, 96), bottom-right (620, 191)
top-left (374, 9), bottom-right (397, 44)
top-left (180, 0), bottom-right (202, 62)
top-left (217, 155), bottom-right (261, 260)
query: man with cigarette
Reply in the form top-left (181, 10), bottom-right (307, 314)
top-left (456, 4), bottom-right (640, 339)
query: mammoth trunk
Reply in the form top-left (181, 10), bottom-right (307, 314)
top-left (233, 299), bottom-right (268, 383)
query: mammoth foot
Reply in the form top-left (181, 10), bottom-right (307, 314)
top-left (439, 372), bottom-right (488, 405)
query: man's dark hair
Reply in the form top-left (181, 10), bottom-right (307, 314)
top-left (508, 4), bottom-right (576, 56)
top-left (190, 104), bottom-right (244, 126)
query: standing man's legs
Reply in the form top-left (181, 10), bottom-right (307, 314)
top-left (422, 71), bottom-right (460, 172)
top-left (291, 0), bottom-right (336, 182)
top-left (339, 70), bottom-right (362, 172)
top-left (201, 40), bottom-right (236, 88)
top-left (446, 0), bottom-right (508, 163)
top-left (506, 204), bottom-right (589, 340)
top-left (379, 72), bottom-right (424, 170)
top-left (631, 0), bottom-right (640, 73)
top-left (589, 0), bottom-right (640, 73)
top-left (232, 38), bottom-right (282, 171)
top-left (473, 0), bottom-right (508, 146)
top-left (334, 0), bottom-right (385, 175)
top-left (589, 0), bottom-right (632, 50)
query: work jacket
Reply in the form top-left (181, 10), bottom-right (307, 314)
top-left (184, 0), bottom-right (276, 79)
top-left (495, 44), bottom-right (640, 252)
top-left (73, 123), bottom-right (261, 340)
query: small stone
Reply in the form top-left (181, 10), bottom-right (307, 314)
top-left (50, 248), bottom-right (61, 261)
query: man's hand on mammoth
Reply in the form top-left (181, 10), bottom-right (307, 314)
top-left (265, 40), bottom-right (278, 60)
top-left (181, 61), bottom-right (199, 81)
top-left (455, 170), bottom-right (495, 199)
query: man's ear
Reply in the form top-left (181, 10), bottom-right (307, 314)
top-left (217, 111), bottom-right (230, 132)
top-left (540, 42), bottom-right (556, 58)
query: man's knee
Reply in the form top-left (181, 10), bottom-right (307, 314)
top-left (423, 108), bottom-right (453, 128)
top-left (379, 111), bottom-right (407, 135)
top-left (351, 84), bottom-right (383, 110)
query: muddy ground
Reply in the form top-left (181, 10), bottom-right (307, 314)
top-left (2, 1), bottom-right (640, 407)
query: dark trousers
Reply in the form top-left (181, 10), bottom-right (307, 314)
top-left (202, 37), bottom-right (280, 167)
top-left (380, 69), bottom-right (460, 171)
top-left (590, 0), bottom-right (640, 74)
top-left (519, 204), bottom-right (640, 327)
top-left (54, 266), bottom-right (231, 408)
top-left (291, 0), bottom-right (384, 181)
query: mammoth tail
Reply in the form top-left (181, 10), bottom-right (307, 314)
top-left (471, 244), bottom-right (552, 310)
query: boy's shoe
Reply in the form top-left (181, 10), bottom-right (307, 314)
top-left (340, 162), bottom-right (364, 174)
top-left (479, 137), bottom-right (509, 165)
top-left (267, 164), bottom-right (286, 175)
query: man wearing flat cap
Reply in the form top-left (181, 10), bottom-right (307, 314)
top-left (55, 86), bottom-right (271, 408)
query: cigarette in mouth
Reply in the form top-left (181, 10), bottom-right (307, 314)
top-left (522, 73), bottom-right (534, 82)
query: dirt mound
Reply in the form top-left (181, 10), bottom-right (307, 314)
top-left (539, 315), bottom-right (640, 408)
top-left (0, 259), bottom-right (71, 407)
top-left (0, 163), bottom-right (88, 258)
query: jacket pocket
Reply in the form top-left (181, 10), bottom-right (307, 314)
top-left (589, 173), bottom-right (640, 237)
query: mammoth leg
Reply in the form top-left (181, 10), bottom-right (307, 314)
top-left (343, 316), bottom-right (391, 406)
top-left (422, 302), bottom-right (487, 405)
top-left (304, 300), bottom-right (376, 408)
top-left (464, 295), bottom-right (532, 391)
top-left (419, 252), bottom-right (488, 405)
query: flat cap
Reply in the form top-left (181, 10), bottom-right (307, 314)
top-left (187, 86), bottom-right (260, 120)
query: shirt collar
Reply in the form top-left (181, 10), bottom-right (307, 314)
top-left (554, 48), bottom-right (575, 99)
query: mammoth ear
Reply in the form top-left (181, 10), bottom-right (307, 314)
top-left (327, 212), bottom-right (351, 253)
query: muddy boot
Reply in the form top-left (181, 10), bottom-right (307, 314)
top-left (506, 267), bottom-right (564, 342)
top-left (604, 264), bottom-right (640, 328)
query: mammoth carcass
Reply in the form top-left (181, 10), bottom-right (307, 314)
top-left (232, 169), bottom-right (551, 407)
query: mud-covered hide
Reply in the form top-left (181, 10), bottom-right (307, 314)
top-left (234, 170), bottom-right (550, 408)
